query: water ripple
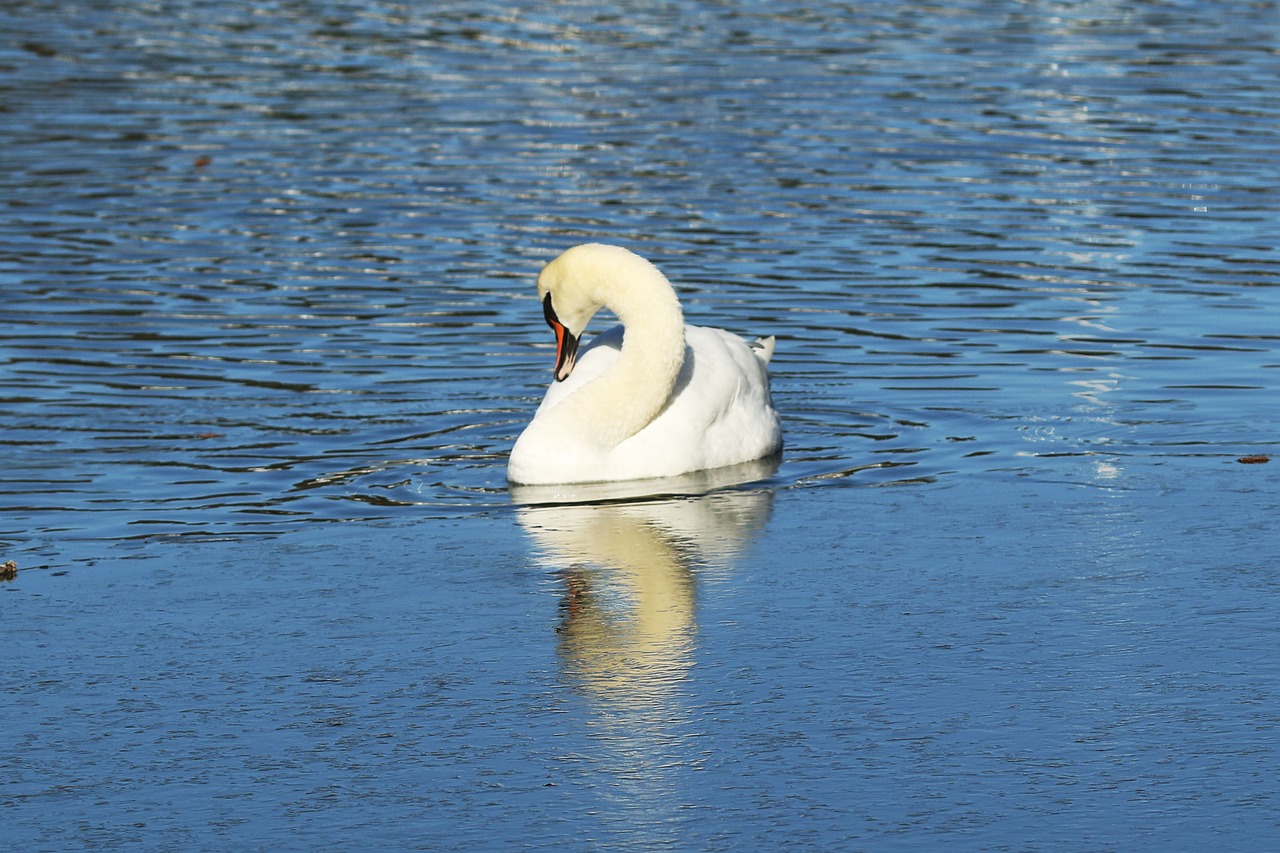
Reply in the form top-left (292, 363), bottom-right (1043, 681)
top-left (2, 0), bottom-right (1277, 547)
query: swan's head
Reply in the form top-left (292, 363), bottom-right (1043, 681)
top-left (535, 244), bottom-right (634, 382)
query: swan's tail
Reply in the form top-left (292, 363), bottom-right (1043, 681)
top-left (751, 335), bottom-right (776, 364)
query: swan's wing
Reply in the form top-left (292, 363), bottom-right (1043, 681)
top-left (631, 325), bottom-right (780, 469)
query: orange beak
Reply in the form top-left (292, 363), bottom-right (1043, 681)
top-left (543, 293), bottom-right (579, 382)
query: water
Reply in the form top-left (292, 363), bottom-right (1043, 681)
top-left (3, 0), bottom-right (1278, 849)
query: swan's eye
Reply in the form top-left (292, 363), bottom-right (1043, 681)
top-left (542, 293), bottom-right (559, 328)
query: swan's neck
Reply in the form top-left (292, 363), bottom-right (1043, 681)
top-left (572, 266), bottom-right (686, 447)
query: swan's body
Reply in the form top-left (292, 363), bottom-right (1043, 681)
top-left (508, 244), bottom-right (782, 485)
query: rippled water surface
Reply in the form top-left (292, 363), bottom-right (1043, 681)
top-left (3, 1), bottom-right (1278, 850)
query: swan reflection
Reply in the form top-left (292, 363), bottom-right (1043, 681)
top-left (515, 460), bottom-right (776, 708)
top-left (513, 461), bottom-right (776, 838)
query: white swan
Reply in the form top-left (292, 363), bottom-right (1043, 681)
top-left (508, 243), bottom-right (782, 485)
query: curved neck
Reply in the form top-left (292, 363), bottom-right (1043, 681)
top-left (570, 263), bottom-right (686, 447)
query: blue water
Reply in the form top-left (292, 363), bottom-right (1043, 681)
top-left (3, 1), bottom-right (1278, 850)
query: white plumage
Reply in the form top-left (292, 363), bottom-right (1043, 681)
top-left (508, 244), bottom-right (782, 485)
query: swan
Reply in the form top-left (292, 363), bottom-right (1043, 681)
top-left (508, 243), bottom-right (782, 485)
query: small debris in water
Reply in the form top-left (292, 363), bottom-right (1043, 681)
top-left (0, 561), bottom-right (16, 581)
top-left (21, 42), bottom-right (58, 58)
top-left (1237, 455), bottom-right (1270, 464)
